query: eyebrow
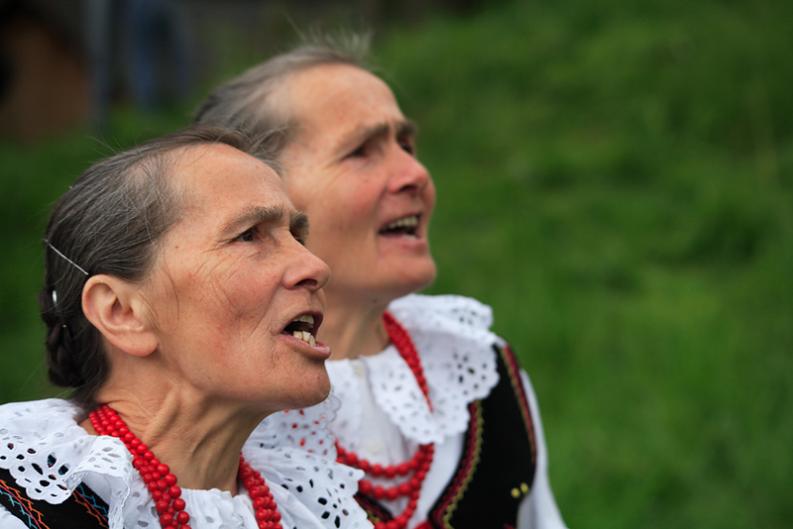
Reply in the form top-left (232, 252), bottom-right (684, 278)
top-left (220, 205), bottom-right (285, 237)
top-left (220, 205), bottom-right (310, 241)
top-left (334, 119), bottom-right (418, 156)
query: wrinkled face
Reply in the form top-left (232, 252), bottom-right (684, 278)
top-left (141, 144), bottom-right (332, 413)
top-left (273, 64), bottom-right (437, 308)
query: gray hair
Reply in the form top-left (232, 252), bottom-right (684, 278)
top-left (41, 126), bottom-right (272, 409)
top-left (194, 35), bottom-right (371, 159)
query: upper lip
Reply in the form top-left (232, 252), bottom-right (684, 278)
top-left (280, 309), bottom-right (324, 336)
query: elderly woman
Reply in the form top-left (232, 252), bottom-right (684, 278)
top-left (195, 44), bottom-right (567, 529)
top-left (0, 128), bottom-right (370, 529)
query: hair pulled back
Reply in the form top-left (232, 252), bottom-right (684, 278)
top-left (41, 126), bottom-right (267, 408)
top-left (194, 34), bottom-right (371, 159)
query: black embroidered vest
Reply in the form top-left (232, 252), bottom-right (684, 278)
top-left (356, 343), bottom-right (538, 529)
top-left (0, 466), bottom-right (108, 529)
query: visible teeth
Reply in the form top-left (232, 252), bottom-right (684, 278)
top-left (294, 314), bottom-right (315, 325)
top-left (384, 215), bottom-right (419, 230)
top-left (292, 330), bottom-right (316, 346)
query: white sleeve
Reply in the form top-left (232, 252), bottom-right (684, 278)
top-left (517, 369), bottom-right (568, 529)
top-left (0, 505), bottom-right (29, 529)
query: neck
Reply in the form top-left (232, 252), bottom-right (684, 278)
top-left (83, 388), bottom-right (262, 493)
top-left (319, 294), bottom-right (390, 359)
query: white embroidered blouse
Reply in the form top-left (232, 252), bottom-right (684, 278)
top-left (318, 294), bottom-right (567, 529)
top-left (0, 397), bottom-right (370, 529)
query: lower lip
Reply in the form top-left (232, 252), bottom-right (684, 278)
top-left (279, 333), bottom-right (332, 360)
top-left (377, 233), bottom-right (429, 251)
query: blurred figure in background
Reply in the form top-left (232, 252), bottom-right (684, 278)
top-left (122, 0), bottom-right (191, 111)
top-left (196, 39), bottom-right (567, 529)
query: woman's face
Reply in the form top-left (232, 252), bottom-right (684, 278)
top-left (140, 144), bottom-right (332, 413)
top-left (273, 64), bottom-right (437, 308)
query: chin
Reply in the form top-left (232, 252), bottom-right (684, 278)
top-left (392, 260), bottom-right (437, 298)
top-left (291, 370), bottom-right (332, 409)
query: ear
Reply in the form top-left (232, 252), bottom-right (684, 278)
top-left (82, 274), bottom-right (158, 357)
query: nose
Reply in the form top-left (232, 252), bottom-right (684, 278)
top-left (387, 147), bottom-right (432, 195)
top-left (284, 241), bottom-right (331, 292)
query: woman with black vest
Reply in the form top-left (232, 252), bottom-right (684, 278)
top-left (0, 127), bottom-right (370, 529)
top-left (195, 42), bottom-right (567, 529)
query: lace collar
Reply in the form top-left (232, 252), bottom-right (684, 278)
top-left (0, 398), bottom-right (368, 529)
top-left (327, 294), bottom-right (501, 447)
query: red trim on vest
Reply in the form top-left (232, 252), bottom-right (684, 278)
top-left (0, 475), bottom-right (52, 529)
top-left (428, 401), bottom-right (484, 529)
top-left (72, 489), bottom-right (109, 529)
top-left (499, 344), bottom-right (538, 466)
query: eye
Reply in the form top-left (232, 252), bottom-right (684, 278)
top-left (346, 142), bottom-right (368, 159)
top-left (291, 228), bottom-right (308, 246)
top-left (233, 227), bottom-right (257, 243)
top-left (398, 136), bottom-right (416, 156)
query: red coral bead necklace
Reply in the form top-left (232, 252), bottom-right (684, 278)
top-left (335, 311), bottom-right (435, 529)
top-left (89, 405), bottom-right (283, 529)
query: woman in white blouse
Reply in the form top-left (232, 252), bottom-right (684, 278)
top-left (196, 41), bottom-right (567, 529)
top-left (0, 127), bottom-right (369, 529)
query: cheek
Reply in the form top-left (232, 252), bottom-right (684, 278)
top-left (196, 262), bottom-right (281, 343)
top-left (425, 180), bottom-right (438, 214)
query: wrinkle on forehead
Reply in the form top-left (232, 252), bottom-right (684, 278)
top-left (274, 63), bottom-right (401, 140)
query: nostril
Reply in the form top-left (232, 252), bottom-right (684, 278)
top-left (295, 277), bottom-right (319, 290)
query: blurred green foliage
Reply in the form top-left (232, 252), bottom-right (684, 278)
top-left (2, 0), bottom-right (792, 528)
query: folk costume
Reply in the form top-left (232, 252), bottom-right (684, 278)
top-left (0, 398), bottom-right (370, 529)
top-left (319, 294), bottom-right (566, 529)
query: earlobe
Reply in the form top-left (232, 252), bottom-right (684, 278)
top-left (82, 275), bottom-right (158, 357)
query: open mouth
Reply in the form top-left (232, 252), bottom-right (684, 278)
top-left (379, 214), bottom-right (420, 238)
top-left (281, 313), bottom-right (322, 347)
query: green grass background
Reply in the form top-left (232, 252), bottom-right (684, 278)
top-left (2, 1), bottom-right (792, 527)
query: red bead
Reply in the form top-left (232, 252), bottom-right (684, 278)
top-left (331, 312), bottom-right (435, 529)
top-left (90, 401), bottom-right (285, 529)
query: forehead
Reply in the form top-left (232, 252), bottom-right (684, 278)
top-left (169, 144), bottom-right (290, 216)
top-left (276, 63), bottom-right (405, 142)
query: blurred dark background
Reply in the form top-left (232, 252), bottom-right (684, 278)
top-left (2, 1), bottom-right (792, 528)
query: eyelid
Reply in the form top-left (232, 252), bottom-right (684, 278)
top-left (346, 140), bottom-right (369, 158)
top-left (231, 225), bottom-right (258, 243)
